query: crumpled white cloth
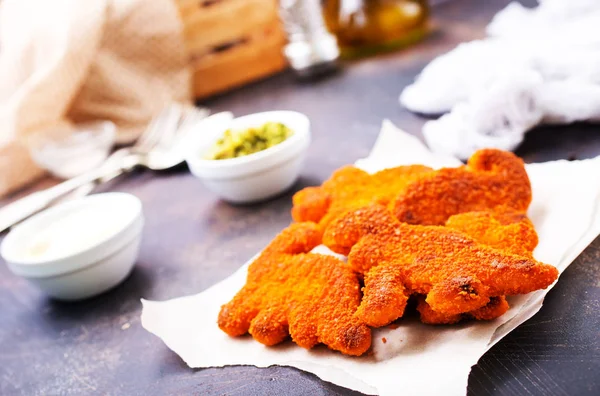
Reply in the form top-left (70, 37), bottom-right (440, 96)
top-left (400, 0), bottom-right (600, 159)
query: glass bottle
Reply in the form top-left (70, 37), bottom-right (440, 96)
top-left (323, 0), bottom-right (430, 58)
top-left (279, 0), bottom-right (340, 77)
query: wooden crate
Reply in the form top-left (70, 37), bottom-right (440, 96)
top-left (177, 0), bottom-right (288, 99)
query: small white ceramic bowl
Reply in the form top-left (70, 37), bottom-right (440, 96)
top-left (185, 111), bottom-right (311, 203)
top-left (1, 193), bottom-right (143, 301)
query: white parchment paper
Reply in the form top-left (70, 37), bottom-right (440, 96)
top-left (141, 121), bottom-right (600, 396)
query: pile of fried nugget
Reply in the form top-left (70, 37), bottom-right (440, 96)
top-left (217, 149), bottom-right (559, 356)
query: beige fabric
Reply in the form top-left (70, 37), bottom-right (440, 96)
top-left (0, 0), bottom-right (192, 197)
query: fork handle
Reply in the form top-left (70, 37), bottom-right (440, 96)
top-left (0, 162), bottom-right (129, 233)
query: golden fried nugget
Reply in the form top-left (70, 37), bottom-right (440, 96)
top-left (417, 296), bottom-right (510, 325)
top-left (395, 149), bottom-right (532, 225)
top-left (323, 205), bottom-right (558, 327)
top-left (218, 222), bottom-right (371, 356)
top-left (417, 208), bottom-right (538, 324)
top-left (292, 164), bottom-right (433, 230)
top-left (446, 207), bottom-right (538, 258)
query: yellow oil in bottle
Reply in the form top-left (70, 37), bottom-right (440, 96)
top-left (323, 0), bottom-right (430, 58)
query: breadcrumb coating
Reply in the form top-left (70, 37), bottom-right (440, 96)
top-left (395, 149), bottom-right (532, 225)
top-left (292, 165), bottom-right (433, 230)
top-left (446, 207), bottom-right (538, 258)
top-left (218, 222), bottom-right (371, 356)
top-left (417, 296), bottom-right (510, 325)
top-left (219, 149), bottom-right (550, 349)
top-left (323, 205), bottom-right (557, 327)
top-left (418, 207), bottom-right (539, 324)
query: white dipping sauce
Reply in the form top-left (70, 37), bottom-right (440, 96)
top-left (20, 206), bottom-right (126, 262)
top-left (1, 193), bottom-right (144, 300)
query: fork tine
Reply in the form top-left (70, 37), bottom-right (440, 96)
top-left (185, 106), bottom-right (210, 126)
top-left (140, 105), bottom-right (180, 148)
top-left (155, 104), bottom-right (186, 150)
top-left (171, 106), bottom-right (209, 146)
top-left (135, 107), bottom-right (169, 149)
top-left (177, 106), bottom-right (210, 135)
top-left (132, 104), bottom-right (208, 157)
top-left (134, 110), bottom-right (169, 151)
top-left (136, 104), bottom-right (182, 152)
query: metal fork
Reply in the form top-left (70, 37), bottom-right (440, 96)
top-left (0, 104), bottom-right (208, 233)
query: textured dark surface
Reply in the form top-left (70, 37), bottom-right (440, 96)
top-left (1, 0), bottom-right (599, 395)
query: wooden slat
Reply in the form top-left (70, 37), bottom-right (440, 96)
top-left (191, 27), bottom-right (287, 99)
top-left (176, 0), bottom-right (288, 99)
top-left (181, 0), bottom-right (279, 52)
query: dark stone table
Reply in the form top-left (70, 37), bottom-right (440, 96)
top-left (1, 0), bottom-right (599, 394)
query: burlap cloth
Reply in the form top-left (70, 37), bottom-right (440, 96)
top-left (0, 0), bottom-right (192, 198)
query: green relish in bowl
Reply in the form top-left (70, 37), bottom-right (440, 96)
top-left (205, 122), bottom-right (294, 160)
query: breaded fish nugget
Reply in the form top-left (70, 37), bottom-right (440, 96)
top-left (418, 207), bottom-right (539, 324)
top-left (395, 149), bottom-right (531, 225)
top-left (323, 205), bottom-right (557, 327)
top-left (292, 164), bottom-right (432, 230)
top-left (218, 223), bottom-right (371, 356)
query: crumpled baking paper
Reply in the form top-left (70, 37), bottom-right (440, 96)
top-left (141, 120), bottom-right (600, 396)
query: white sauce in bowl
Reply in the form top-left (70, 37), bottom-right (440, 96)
top-left (21, 206), bottom-right (126, 262)
top-left (1, 192), bottom-right (144, 300)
